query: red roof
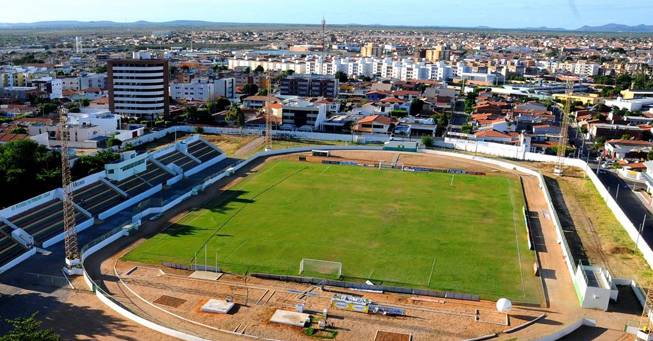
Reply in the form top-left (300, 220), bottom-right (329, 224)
top-left (379, 97), bottom-right (404, 104)
top-left (607, 139), bottom-right (653, 146)
top-left (475, 130), bottom-right (511, 139)
top-left (357, 114), bottom-right (393, 125)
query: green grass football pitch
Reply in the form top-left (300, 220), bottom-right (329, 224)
top-left (124, 159), bottom-right (541, 303)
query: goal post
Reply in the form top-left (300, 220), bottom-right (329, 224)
top-left (299, 258), bottom-right (342, 279)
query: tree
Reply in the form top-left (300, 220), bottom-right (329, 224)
top-left (207, 97), bottom-right (231, 114)
top-left (0, 313), bottom-right (60, 341)
top-left (81, 99), bottom-right (90, 107)
top-left (464, 90), bottom-right (478, 114)
top-left (71, 150), bottom-right (120, 178)
top-left (242, 83), bottom-right (259, 96)
top-left (11, 127), bottom-right (27, 134)
top-left (421, 136), bottom-right (434, 148)
top-left (461, 124), bottom-right (473, 134)
top-left (0, 140), bottom-right (61, 210)
top-left (335, 71), bottom-right (348, 83)
top-left (38, 102), bottom-right (58, 116)
top-left (107, 137), bottom-right (122, 148)
top-left (254, 65), bottom-right (265, 73)
top-left (409, 99), bottom-right (424, 115)
top-left (226, 105), bottom-right (245, 127)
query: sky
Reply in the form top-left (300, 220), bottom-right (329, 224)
top-left (1, 0), bottom-right (652, 29)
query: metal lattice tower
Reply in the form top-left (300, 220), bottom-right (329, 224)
top-left (639, 286), bottom-right (653, 338)
top-left (60, 109), bottom-right (82, 274)
top-left (554, 79), bottom-right (574, 176)
top-left (264, 72), bottom-right (273, 151)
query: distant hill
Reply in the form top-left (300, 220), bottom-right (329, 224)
top-left (0, 20), bottom-right (652, 33)
top-left (575, 23), bottom-right (653, 33)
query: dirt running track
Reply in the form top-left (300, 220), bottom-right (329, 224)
top-left (84, 150), bottom-right (605, 340)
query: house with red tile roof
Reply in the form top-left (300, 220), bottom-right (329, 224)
top-left (604, 139), bottom-right (653, 160)
top-left (353, 115), bottom-right (394, 134)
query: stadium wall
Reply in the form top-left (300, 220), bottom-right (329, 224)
top-left (71, 171), bottom-right (106, 192)
top-left (0, 189), bottom-right (58, 219)
top-left (119, 125), bottom-right (390, 149)
top-left (0, 248), bottom-right (36, 274)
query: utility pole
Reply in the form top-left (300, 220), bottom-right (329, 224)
top-left (60, 108), bottom-right (82, 276)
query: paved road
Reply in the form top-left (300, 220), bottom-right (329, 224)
top-left (0, 157), bottom-right (240, 335)
top-left (596, 169), bottom-right (653, 246)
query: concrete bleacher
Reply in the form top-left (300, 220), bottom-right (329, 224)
top-left (156, 150), bottom-right (199, 172)
top-left (7, 199), bottom-right (88, 245)
top-left (186, 140), bottom-right (223, 163)
top-left (73, 181), bottom-right (124, 216)
top-left (0, 223), bottom-right (25, 266)
top-left (110, 163), bottom-right (173, 197)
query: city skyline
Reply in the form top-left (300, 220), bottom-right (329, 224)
top-left (1, 0), bottom-right (653, 30)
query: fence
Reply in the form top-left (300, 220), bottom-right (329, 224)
top-left (120, 125), bottom-right (391, 150)
top-left (251, 273), bottom-right (480, 301)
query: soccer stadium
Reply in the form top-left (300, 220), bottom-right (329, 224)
top-left (1, 134), bottom-right (642, 341)
top-left (124, 155), bottom-right (540, 302)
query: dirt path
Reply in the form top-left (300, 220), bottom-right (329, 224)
top-left (234, 136), bottom-right (264, 158)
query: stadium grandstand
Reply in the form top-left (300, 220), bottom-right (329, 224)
top-left (73, 181), bottom-right (126, 216)
top-left (0, 223), bottom-right (27, 265)
top-left (186, 139), bottom-right (223, 162)
top-left (6, 199), bottom-right (89, 246)
top-left (0, 135), bottom-right (227, 270)
top-left (155, 150), bottom-right (199, 172)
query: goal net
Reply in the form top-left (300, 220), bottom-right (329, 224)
top-left (299, 258), bottom-right (342, 279)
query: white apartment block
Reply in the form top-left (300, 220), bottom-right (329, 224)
top-left (228, 55), bottom-right (453, 82)
top-left (170, 78), bottom-right (236, 102)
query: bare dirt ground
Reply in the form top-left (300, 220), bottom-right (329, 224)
top-left (81, 150), bottom-right (603, 340)
top-left (527, 162), bottom-right (653, 286)
top-left (200, 134), bottom-right (258, 157)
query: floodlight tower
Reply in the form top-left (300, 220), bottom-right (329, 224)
top-left (60, 108), bottom-right (82, 275)
top-left (554, 79), bottom-right (574, 176)
top-left (637, 286), bottom-right (653, 341)
top-left (264, 71), bottom-right (273, 151)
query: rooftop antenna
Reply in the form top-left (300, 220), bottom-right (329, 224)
top-left (60, 108), bottom-right (82, 275)
top-left (554, 79), bottom-right (573, 176)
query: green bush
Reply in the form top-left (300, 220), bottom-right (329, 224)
top-left (304, 327), bottom-right (315, 336)
top-left (421, 136), bottom-right (434, 147)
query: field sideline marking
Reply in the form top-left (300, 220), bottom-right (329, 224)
top-left (427, 257), bottom-right (437, 287)
top-left (507, 177), bottom-right (527, 300)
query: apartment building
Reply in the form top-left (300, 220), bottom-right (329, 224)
top-left (108, 58), bottom-right (169, 121)
top-left (280, 99), bottom-right (327, 131)
top-left (425, 45), bottom-right (450, 63)
top-left (280, 74), bottom-right (339, 98)
top-left (361, 43), bottom-right (383, 58)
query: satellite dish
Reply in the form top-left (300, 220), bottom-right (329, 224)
top-left (496, 298), bottom-right (512, 313)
